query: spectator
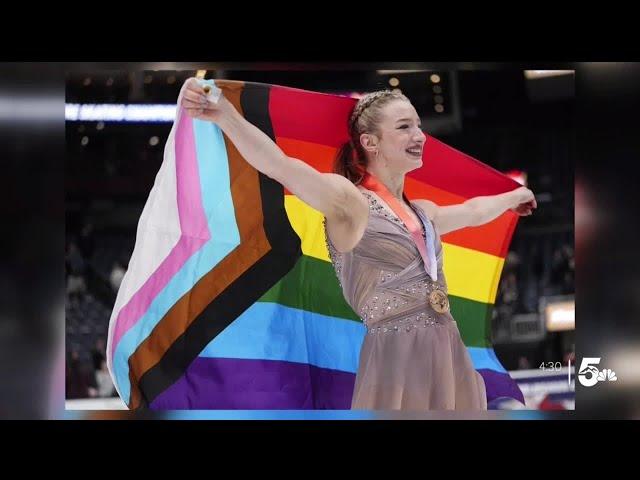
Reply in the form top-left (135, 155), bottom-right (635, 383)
top-left (66, 273), bottom-right (87, 299)
top-left (500, 271), bottom-right (519, 305)
top-left (66, 350), bottom-right (97, 399)
top-left (91, 337), bottom-right (106, 371)
top-left (518, 356), bottom-right (531, 370)
top-left (78, 222), bottom-right (95, 259)
top-left (95, 359), bottom-right (116, 398)
top-left (109, 260), bottom-right (126, 292)
top-left (563, 349), bottom-right (575, 366)
top-left (550, 243), bottom-right (575, 295)
top-left (66, 241), bottom-right (86, 275)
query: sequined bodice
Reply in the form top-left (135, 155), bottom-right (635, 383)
top-left (323, 190), bottom-right (453, 334)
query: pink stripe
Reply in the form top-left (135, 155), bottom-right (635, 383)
top-left (109, 112), bottom-right (210, 361)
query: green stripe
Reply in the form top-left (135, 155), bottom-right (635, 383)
top-left (259, 255), bottom-right (494, 347)
top-left (259, 255), bottom-right (361, 322)
top-left (449, 295), bottom-right (493, 348)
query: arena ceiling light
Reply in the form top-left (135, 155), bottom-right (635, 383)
top-left (524, 70), bottom-right (574, 79)
top-left (65, 104), bottom-right (177, 122)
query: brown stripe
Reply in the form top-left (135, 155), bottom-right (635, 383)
top-left (128, 81), bottom-right (272, 408)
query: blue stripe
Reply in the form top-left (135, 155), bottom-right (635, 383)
top-left (113, 118), bottom-right (241, 404)
top-left (468, 347), bottom-right (507, 373)
top-left (199, 303), bottom-right (506, 375)
top-left (199, 303), bottom-right (366, 374)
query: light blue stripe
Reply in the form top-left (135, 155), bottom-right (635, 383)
top-left (193, 118), bottom-right (240, 232)
top-left (113, 118), bottom-right (241, 404)
top-left (468, 347), bottom-right (507, 373)
top-left (63, 410), bottom-right (552, 420)
top-left (200, 303), bottom-right (506, 375)
top-left (199, 303), bottom-right (366, 374)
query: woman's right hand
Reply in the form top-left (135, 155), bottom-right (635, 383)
top-left (180, 77), bottom-right (228, 123)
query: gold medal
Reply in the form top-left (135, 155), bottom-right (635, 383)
top-left (429, 289), bottom-right (449, 313)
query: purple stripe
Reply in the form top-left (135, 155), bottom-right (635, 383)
top-left (149, 357), bottom-right (356, 410)
top-left (150, 363), bottom-right (523, 411)
top-left (479, 368), bottom-right (525, 405)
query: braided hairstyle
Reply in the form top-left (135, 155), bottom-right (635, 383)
top-left (334, 90), bottom-right (409, 184)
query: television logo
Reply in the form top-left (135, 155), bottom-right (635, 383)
top-left (578, 357), bottom-right (618, 387)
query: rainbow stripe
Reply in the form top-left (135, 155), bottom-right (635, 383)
top-left (106, 80), bottom-right (524, 409)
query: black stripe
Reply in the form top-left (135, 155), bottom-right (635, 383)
top-left (137, 82), bottom-right (302, 405)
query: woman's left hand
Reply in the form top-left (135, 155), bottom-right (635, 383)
top-left (510, 187), bottom-right (537, 216)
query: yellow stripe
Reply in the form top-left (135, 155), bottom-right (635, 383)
top-left (285, 195), bottom-right (504, 303)
top-left (441, 243), bottom-right (504, 304)
top-left (285, 196), bottom-right (331, 262)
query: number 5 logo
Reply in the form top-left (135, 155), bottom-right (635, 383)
top-left (578, 357), bottom-right (601, 387)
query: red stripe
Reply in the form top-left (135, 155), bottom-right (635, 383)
top-left (269, 85), bottom-right (519, 198)
top-left (269, 85), bottom-right (520, 197)
top-left (277, 137), bottom-right (517, 258)
top-left (410, 135), bottom-right (521, 198)
top-left (270, 86), bottom-right (355, 148)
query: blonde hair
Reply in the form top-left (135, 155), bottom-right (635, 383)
top-left (334, 90), bottom-right (410, 183)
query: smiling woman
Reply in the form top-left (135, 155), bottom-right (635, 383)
top-left (324, 90), bottom-right (504, 409)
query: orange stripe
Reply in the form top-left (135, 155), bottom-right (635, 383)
top-left (276, 137), bottom-right (516, 258)
top-left (442, 215), bottom-right (516, 259)
top-left (405, 177), bottom-right (516, 258)
top-left (276, 137), bottom-right (337, 195)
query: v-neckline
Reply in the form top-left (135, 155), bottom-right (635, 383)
top-left (358, 185), bottom-right (439, 282)
top-left (358, 187), bottom-right (426, 236)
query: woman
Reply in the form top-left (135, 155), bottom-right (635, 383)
top-left (180, 78), bottom-right (536, 410)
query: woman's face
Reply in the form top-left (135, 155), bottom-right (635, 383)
top-left (366, 99), bottom-right (427, 173)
